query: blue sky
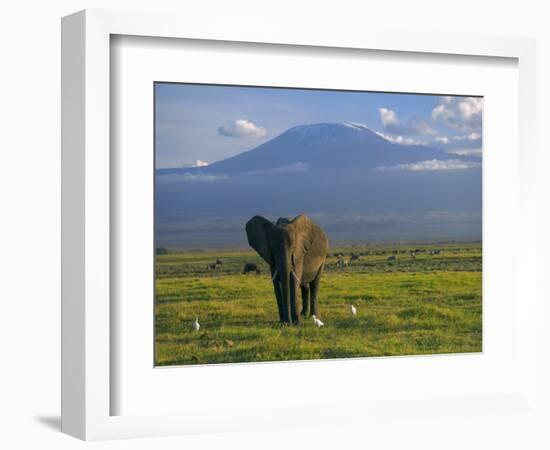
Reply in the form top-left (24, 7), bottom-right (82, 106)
top-left (155, 83), bottom-right (482, 168)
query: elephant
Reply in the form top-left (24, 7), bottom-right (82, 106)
top-left (245, 214), bottom-right (329, 325)
top-left (243, 262), bottom-right (261, 275)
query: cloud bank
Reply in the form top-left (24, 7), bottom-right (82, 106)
top-left (378, 107), bottom-right (435, 136)
top-left (156, 173), bottom-right (230, 183)
top-left (433, 130), bottom-right (482, 157)
top-left (244, 162), bottom-right (309, 175)
top-left (432, 96), bottom-right (482, 132)
top-left (181, 159), bottom-right (209, 168)
top-left (378, 158), bottom-right (481, 172)
top-left (375, 131), bottom-right (423, 145)
top-left (217, 119), bottom-right (267, 138)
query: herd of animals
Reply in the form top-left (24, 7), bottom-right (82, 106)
top-left (185, 214), bottom-right (447, 329)
top-left (204, 246), bottom-right (444, 273)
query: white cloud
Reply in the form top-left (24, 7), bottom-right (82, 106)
top-left (375, 131), bottom-right (422, 145)
top-left (451, 133), bottom-right (481, 143)
top-left (432, 96), bottom-right (483, 132)
top-left (244, 162), bottom-right (308, 175)
top-left (217, 119), bottom-right (267, 138)
top-left (379, 108), bottom-right (399, 126)
top-left (432, 132), bottom-right (482, 155)
top-left (459, 98), bottom-right (483, 120)
top-left (378, 107), bottom-right (435, 136)
top-left (181, 159), bottom-right (209, 168)
top-left (378, 158), bottom-right (481, 172)
top-left (156, 172), bottom-right (229, 183)
top-left (445, 148), bottom-right (483, 157)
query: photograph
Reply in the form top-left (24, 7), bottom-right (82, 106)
top-left (154, 83), bottom-right (483, 366)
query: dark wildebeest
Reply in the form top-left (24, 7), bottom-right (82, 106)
top-left (243, 262), bottom-right (261, 275)
top-left (215, 259), bottom-right (223, 266)
top-left (350, 253), bottom-right (361, 263)
top-left (206, 263), bottom-right (218, 271)
top-left (387, 255), bottom-right (397, 263)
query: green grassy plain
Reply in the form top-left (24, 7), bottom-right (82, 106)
top-left (155, 243), bottom-right (482, 366)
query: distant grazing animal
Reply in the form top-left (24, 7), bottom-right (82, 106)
top-left (242, 262), bottom-right (261, 275)
top-left (336, 256), bottom-right (349, 269)
top-left (410, 251), bottom-right (416, 260)
top-left (206, 263), bottom-right (218, 270)
top-left (215, 259), bottom-right (223, 266)
top-left (350, 304), bottom-right (357, 316)
top-left (192, 317), bottom-right (200, 332)
top-left (387, 255), bottom-right (397, 263)
top-left (312, 315), bottom-right (324, 327)
top-left (350, 253), bottom-right (361, 263)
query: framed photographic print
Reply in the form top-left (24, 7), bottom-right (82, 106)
top-left (62, 9), bottom-right (538, 441)
top-left (153, 83), bottom-right (483, 367)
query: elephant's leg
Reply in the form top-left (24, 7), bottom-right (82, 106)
top-left (290, 275), bottom-right (301, 324)
top-left (280, 276), bottom-right (291, 324)
top-left (309, 275), bottom-right (322, 317)
top-left (300, 285), bottom-right (310, 317)
top-left (272, 278), bottom-right (284, 323)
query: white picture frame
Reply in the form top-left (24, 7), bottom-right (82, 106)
top-left (61, 9), bottom-right (537, 441)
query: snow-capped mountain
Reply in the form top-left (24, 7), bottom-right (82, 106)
top-left (157, 123), bottom-right (474, 177)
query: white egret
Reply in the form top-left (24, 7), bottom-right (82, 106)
top-left (192, 316), bottom-right (200, 331)
top-left (350, 304), bottom-right (357, 316)
top-left (312, 315), bottom-right (324, 327)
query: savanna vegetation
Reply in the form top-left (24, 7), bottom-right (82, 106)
top-left (155, 243), bottom-right (482, 366)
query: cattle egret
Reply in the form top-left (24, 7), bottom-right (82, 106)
top-left (312, 315), bottom-right (324, 327)
top-left (192, 317), bottom-right (200, 331)
top-left (350, 304), bottom-right (357, 316)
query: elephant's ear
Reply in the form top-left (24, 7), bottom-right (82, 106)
top-left (291, 214), bottom-right (327, 261)
top-left (245, 215), bottom-right (273, 264)
top-left (290, 215), bottom-right (313, 255)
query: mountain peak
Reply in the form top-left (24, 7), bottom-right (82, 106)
top-left (280, 122), bottom-right (385, 146)
top-left (285, 122), bottom-right (377, 134)
top-left (157, 122), bottom-right (462, 176)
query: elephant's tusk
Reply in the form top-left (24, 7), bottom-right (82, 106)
top-left (271, 269), bottom-right (278, 281)
top-left (291, 271), bottom-right (300, 282)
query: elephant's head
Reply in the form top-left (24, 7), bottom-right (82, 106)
top-left (245, 214), bottom-right (328, 323)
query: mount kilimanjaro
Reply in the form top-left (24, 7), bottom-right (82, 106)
top-left (157, 122), bottom-right (478, 176)
top-left (156, 123), bottom-right (482, 248)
